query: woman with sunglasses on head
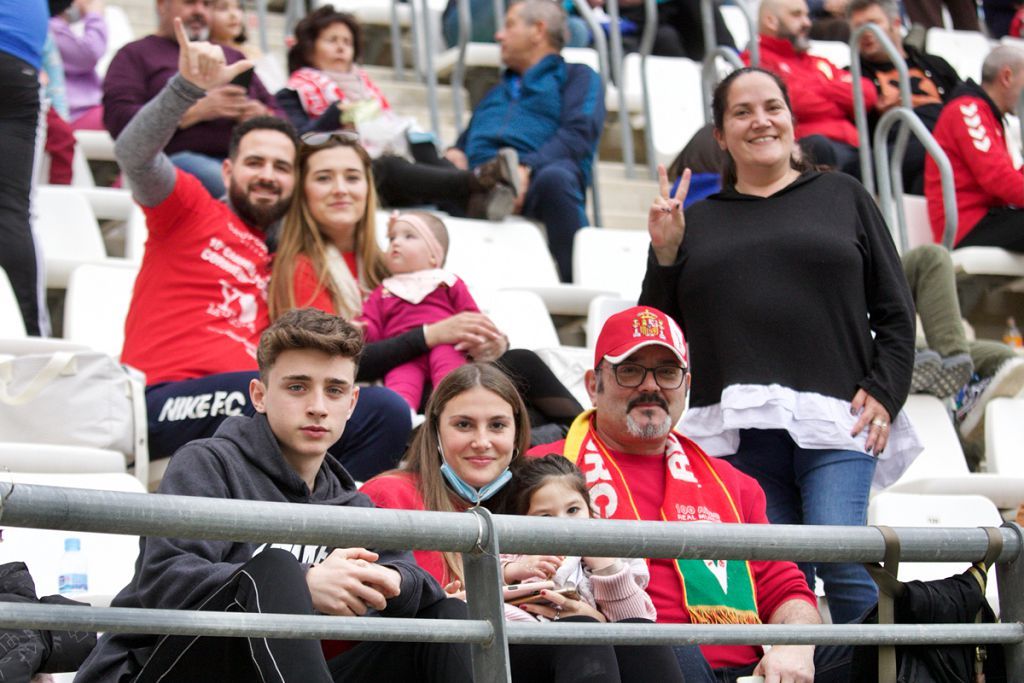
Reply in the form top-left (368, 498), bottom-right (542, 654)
top-left (361, 363), bottom-right (691, 683)
top-left (275, 5), bottom-right (518, 221)
top-left (641, 66), bottom-right (919, 633)
top-left (268, 131), bottom-right (583, 441)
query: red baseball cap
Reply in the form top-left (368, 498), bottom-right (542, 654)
top-left (594, 306), bottom-right (688, 369)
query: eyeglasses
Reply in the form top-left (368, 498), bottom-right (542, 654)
top-left (300, 130), bottom-right (360, 147)
top-left (609, 362), bottom-right (688, 389)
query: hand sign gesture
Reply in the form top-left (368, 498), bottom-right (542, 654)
top-left (174, 17), bottom-right (252, 91)
top-left (648, 165), bottom-right (690, 266)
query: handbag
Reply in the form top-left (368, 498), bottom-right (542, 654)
top-left (0, 349), bottom-right (144, 456)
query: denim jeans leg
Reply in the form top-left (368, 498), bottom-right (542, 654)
top-left (169, 151), bottom-right (226, 198)
top-left (793, 446), bottom-right (878, 624)
top-left (723, 429), bottom-right (812, 585)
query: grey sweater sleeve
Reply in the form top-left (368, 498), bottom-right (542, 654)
top-left (113, 74), bottom-right (207, 207)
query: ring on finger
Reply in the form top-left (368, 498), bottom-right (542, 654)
top-left (871, 418), bottom-right (889, 429)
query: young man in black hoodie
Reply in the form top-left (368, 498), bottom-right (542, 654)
top-left (76, 307), bottom-right (472, 682)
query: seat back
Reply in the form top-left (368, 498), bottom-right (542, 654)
top-left (643, 56), bottom-right (706, 168)
top-left (721, 5), bottom-right (751, 51)
top-left (0, 268), bottom-right (26, 338)
top-left (585, 295), bottom-right (636, 349)
top-left (63, 262), bottom-right (139, 358)
top-left (808, 40), bottom-right (851, 68)
top-left (443, 216), bottom-right (562, 289)
top-left (33, 185), bottom-right (109, 288)
top-left (892, 394), bottom-right (970, 484)
top-left (983, 397), bottom-right (1024, 476)
top-left (902, 194), bottom-right (935, 251)
top-left (474, 288), bottom-right (561, 350)
top-left (573, 227), bottom-right (650, 301)
top-left (925, 28), bottom-right (993, 81)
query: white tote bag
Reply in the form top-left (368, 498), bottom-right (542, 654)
top-left (0, 350), bottom-right (143, 455)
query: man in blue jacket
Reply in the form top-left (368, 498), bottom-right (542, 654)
top-left (376, 0), bottom-right (605, 281)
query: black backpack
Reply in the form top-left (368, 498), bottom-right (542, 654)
top-left (850, 527), bottom-right (1006, 683)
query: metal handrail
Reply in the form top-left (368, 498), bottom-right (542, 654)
top-left (1, 484), bottom-right (1022, 680)
top-left (389, 0), bottom-right (405, 80)
top-left (701, 47), bottom-right (744, 123)
top-left (605, 0), bottom-right (636, 177)
top-left (873, 107), bottom-right (958, 251)
top-left (569, 0), bottom-right (609, 226)
top-left (420, 0), bottom-right (442, 139)
top-left (1018, 88), bottom-right (1024, 154)
top-left (849, 23), bottom-right (911, 195)
top-left (635, 0), bottom-right (659, 178)
top-left (451, 0), bottom-right (473, 134)
top-left (738, 0), bottom-right (758, 66)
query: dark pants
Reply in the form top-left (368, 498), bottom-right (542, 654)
top-left (328, 598), bottom-right (473, 682)
top-left (520, 159), bottom-right (588, 282)
top-left (620, 0), bottom-right (735, 60)
top-left (137, 550), bottom-right (473, 683)
top-left (147, 373), bottom-right (411, 481)
top-left (135, 549), bottom-right (334, 682)
top-left (0, 51), bottom-right (44, 336)
top-left (372, 154), bottom-right (473, 209)
top-left (956, 207), bottom-right (1024, 252)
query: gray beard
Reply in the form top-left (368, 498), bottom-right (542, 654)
top-left (625, 411), bottom-right (672, 440)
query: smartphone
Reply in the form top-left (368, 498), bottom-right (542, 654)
top-left (229, 68), bottom-right (254, 90)
top-left (503, 581), bottom-right (556, 602)
top-left (508, 586), bottom-right (580, 607)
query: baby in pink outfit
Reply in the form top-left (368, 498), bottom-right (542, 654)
top-left (357, 211), bottom-right (479, 410)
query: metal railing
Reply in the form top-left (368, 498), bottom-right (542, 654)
top-left (1, 483), bottom-right (1023, 682)
top-left (849, 23), bottom-right (911, 195)
top-left (873, 107), bottom-right (958, 251)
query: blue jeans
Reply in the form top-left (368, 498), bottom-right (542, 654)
top-left (723, 429), bottom-right (878, 625)
top-left (169, 150), bottom-right (226, 198)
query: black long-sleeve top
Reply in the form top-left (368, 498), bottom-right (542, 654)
top-left (640, 171), bottom-right (915, 421)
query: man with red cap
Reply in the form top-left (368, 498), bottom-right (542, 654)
top-left (532, 305), bottom-right (850, 682)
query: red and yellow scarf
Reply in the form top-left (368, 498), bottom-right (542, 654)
top-left (562, 410), bottom-right (760, 625)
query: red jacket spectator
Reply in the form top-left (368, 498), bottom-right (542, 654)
top-left (744, 34), bottom-right (878, 147)
top-left (925, 80), bottom-right (1024, 245)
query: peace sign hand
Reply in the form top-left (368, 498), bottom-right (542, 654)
top-left (648, 165), bottom-right (690, 266)
top-left (174, 17), bottom-right (252, 91)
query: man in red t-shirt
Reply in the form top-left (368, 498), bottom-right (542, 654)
top-left (533, 306), bottom-right (850, 681)
top-left (116, 20), bottom-right (411, 479)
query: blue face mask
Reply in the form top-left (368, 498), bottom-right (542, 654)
top-left (438, 436), bottom-right (514, 505)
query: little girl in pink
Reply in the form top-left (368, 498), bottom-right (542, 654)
top-left (357, 211), bottom-right (480, 410)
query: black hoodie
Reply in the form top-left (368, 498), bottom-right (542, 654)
top-left (77, 413), bottom-right (446, 682)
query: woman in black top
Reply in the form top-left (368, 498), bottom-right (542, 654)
top-left (641, 67), bottom-right (918, 625)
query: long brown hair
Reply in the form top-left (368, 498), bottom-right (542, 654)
top-left (268, 136), bottom-right (388, 321)
top-left (396, 363), bottom-right (531, 582)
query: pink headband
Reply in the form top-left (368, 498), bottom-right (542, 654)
top-left (389, 211), bottom-right (445, 267)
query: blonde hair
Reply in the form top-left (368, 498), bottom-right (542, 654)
top-left (269, 138), bottom-right (389, 321)
top-left (393, 363), bottom-right (531, 583)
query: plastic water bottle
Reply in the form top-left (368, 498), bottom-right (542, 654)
top-left (58, 537), bottom-right (88, 595)
top-left (1003, 317), bottom-right (1023, 348)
